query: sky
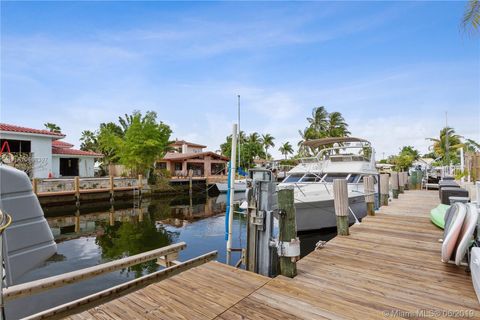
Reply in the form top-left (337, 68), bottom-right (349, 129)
top-left (1, 1), bottom-right (479, 159)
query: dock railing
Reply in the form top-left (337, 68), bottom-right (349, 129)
top-left (3, 242), bottom-right (217, 319)
top-left (32, 176), bottom-right (143, 196)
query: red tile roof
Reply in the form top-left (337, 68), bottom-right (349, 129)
top-left (0, 123), bottom-right (65, 137)
top-left (162, 151), bottom-right (228, 161)
top-left (52, 140), bottom-right (75, 148)
top-left (52, 147), bottom-right (103, 157)
top-left (170, 140), bottom-right (207, 148)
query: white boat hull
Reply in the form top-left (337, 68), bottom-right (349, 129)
top-left (295, 194), bottom-right (367, 232)
top-left (216, 182), bottom-right (247, 193)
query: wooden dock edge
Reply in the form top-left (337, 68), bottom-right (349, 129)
top-left (24, 251), bottom-right (218, 320)
top-left (4, 242), bottom-right (187, 301)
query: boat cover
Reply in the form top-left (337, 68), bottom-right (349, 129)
top-left (0, 165), bottom-right (57, 285)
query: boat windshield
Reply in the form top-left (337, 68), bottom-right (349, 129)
top-left (322, 173), bottom-right (349, 183)
top-left (300, 173), bottom-right (323, 182)
top-left (347, 174), bottom-right (359, 183)
top-left (283, 173), bottom-right (304, 183)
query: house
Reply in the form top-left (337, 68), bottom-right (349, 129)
top-left (156, 139), bottom-right (228, 177)
top-left (0, 123), bottom-right (102, 178)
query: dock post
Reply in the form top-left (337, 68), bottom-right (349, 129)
top-left (188, 170), bottom-right (193, 196)
top-left (363, 176), bottom-right (375, 216)
top-left (333, 179), bottom-right (349, 236)
top-left (32, 178), bottom-right (38, 195)
top-left (246, 182), bottom-right (256, 272)
top-left (416, 171), bottom-right (423, 190)
top-left (380, 174), bottom-right (389, 206)
top-left (74, 176), bottom-right (80, 204)
top-left (391, 172), bottom-right (399, 199)
top-left (109, 175), bottom-right (114, 203)
top-left (398, 172), bottom-right (404, 194)
top-left (278, 185), bottom-right (297, 278)
top-left (109, 204), bottom-right (115, 226)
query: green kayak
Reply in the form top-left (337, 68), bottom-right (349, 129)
top-left (430, 204), bottom-right (450, 229)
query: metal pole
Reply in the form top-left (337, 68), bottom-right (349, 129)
top-left (237, 95), bottom-right (241, 169)
top-left (226, 124), bottom-right (237, 264)
top-left (445, 111), bottom-right (450, 171)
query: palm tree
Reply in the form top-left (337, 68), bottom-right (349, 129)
top-left (279, 142), bottom-right (294, 160)
top-left (44, 123), bottom-right (62, 133)
top-left (465, 138), bottom-right (480, 152)
top-left (426, 127), bottom-right (463, 164)
top-left (327, 112), bottom-right (350, 137)
top-left (118, 113), bottom-right (135, 133)
top-left (80, 130), bottom-right (98, 151)
top-left (307, 106), bottom-right (329, 133)
top-left (247, 132), bottom-right (260, 144)
top-left (463, 0), bottom-right (480, 33)
top-left (260, 134), bottom-right (275, 159)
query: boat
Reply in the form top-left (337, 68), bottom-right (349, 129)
top-left (216, 179), bottom-right (247, 193)
top-left (0, 165), bottom-right (57, 286)
top-left (278, 137), bottom-right (378, 232)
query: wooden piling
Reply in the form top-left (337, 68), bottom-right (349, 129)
top-left (333, 179), bottom-right (349, 236)
top-left (398, 172), bottom-right (404, 194)
top-left (379, 174), bottom-right (389, 206)
top-left (415, 171), bottom-right (423, 190)
top-left (188, 170), bottom-right (193, 195)
top-left (391, 172), bottom-right (399, 199)
top-left (277, 186), bottom-right (297, 278)
top-left (74, 176), bottom-right (81, 203)
top-left (363, 176), bottom-right (375, 216)
top-left (32, 178), bottom-right (38, 195)
top-left (137, 174), bottom-right (143, 189)
top-left (403, 172), bottom-right (409, 190)
top-left (109, 175), bottom-right (114, 203)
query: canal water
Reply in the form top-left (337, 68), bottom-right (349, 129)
top-left (6, 192), bottom-right (336, 319)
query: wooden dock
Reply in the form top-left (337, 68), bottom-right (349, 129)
top-left (34, 190), bottom-right (480, 319)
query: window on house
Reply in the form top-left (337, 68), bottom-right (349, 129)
top-left (0, 139), bottom-right (31, 153)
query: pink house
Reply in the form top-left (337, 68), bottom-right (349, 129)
top-left (156, 140), bottom-right (228, 177)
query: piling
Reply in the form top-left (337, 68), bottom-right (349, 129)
top-left (403, 172), bottom-right (409, 190)
top-left (109, 205), bottom-right (115, 226)
top-left (74, 176), bottom-right (81, 205)
top-left (109, 175), bottom-right (114, 203)
top-left (379, 174), bottom-right (389, 206)
top-left (188, 170), bottom-right (193, 196)
top-left (333, 179), bottom-right (349, 236)
top-left (398, 172), bottom-right (405, 194)
top-left (415, 171), bottom-right (423, 190)
top-left (391, 172), bottom-right (399, 199)
top-left (277, 186), bottom-right (297, 278)
top-left (363, 175), bottom-right (375, 216)
top-left (32, 178), bottom-right (38, 195)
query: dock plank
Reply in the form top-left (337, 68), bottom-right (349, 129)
top-left (63, 190), bottom-right (480, 320)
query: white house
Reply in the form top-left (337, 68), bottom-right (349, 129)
top-left (0, 123), bottom-right (102, 178)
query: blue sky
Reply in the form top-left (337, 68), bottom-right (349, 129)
top-left (1, 1), bottom-right (479, 158)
